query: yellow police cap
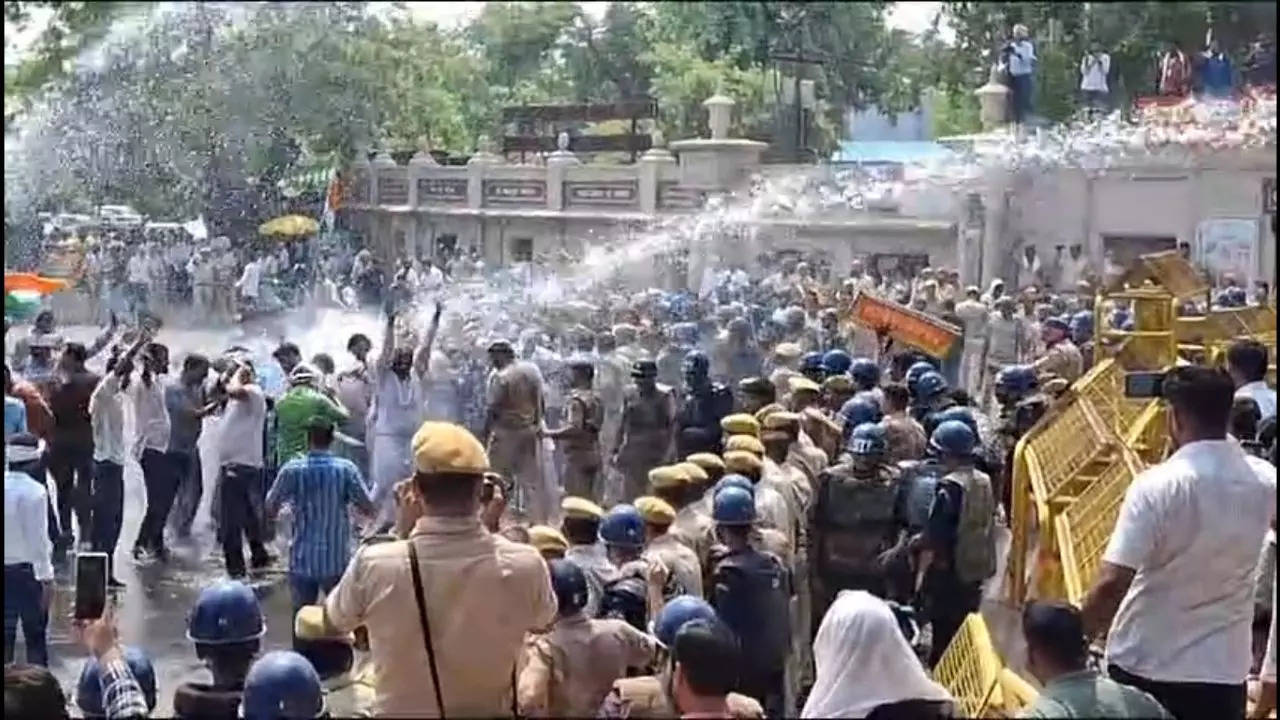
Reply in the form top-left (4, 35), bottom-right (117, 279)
top-left (720, 413), bottom-right (761, 437)
top-left (648, 465), bottom-right (690, 490)
top-left (823, 375), bottom-right (854, 393)
top-left (676, 461), bottom-right (709, 484)
top-left (761, 411), bottom-right (801, 431)
top-left (754, 403), bottom-right (787, 424)
top-left (789, 376), bottom-right (821, 394)
top-left (528, 525), bottom-right (569, 553)
top-left (724, 434), bottom-right (765, 457)
top-left (685, 453), bottom-right (726, 472)
top-left (561, 496), bottom-right (604, 520)
top-left (760, 429), bottom-right (791, 443)
top-left (774, 342), bottom-right (803, 360)
top-left (635, 496), bottom-right (677, 526)
top-left (412, 422), bottom-right (490, 475)
top-left (723, 450), bottom-right (763, 474)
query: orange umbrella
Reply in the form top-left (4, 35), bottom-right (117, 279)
top-left (5, 272), bottom-right (70, 295)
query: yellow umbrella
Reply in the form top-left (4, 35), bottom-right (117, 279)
top-left (258, 214), bottom-right (319, 237)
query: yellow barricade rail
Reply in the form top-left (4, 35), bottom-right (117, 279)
top-left (1055, 449), bottom-right (1142, 605)
top-left (1074, 358), bottom-right (1149, 439)
top-left (933, 613), bottom-right (1039, 718)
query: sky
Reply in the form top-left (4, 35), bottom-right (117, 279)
top-left (7, 2), bottom-right (949, 63)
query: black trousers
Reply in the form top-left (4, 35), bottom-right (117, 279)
top-left (219, 464), bottom-right (268, 577)
top-left (134, 448), bottom-right (176, 554)
top-left (92, 460), bottom-right (125, 574)
top-left (1108, 664), bottom-right (1244, 720)
top-left (167, 449), bottom-right (203, 537)
top-left (47, 442), bottom-right (94, 544)
top-left (923, 568), bottom-right (982, 668)
top-left (737, 667), bottom-right (785, 720)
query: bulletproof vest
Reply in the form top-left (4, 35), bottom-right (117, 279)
top-left (677, 383), bottom-right (733, 432)
top-left (710, 549), bottom-right (791, 674)
top-left (624, 386), bottom-right (672, 433)
top-left (948, 469), bottom-right (997, 585)
top-left (1013, 395), bottom-right (1049, 435)
top-left (173, 682), bottom-right (243, 720)
top-left (897, 459), bottom-right (944, 533)
top-left (816, 469), bottom-right (897, 578)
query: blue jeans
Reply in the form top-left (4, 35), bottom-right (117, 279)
top-left (3, 564), bottom-right (49, 665)
top-left (166, 449), bottom-right (203, 538)
top-left (92, 460), bottom-right (125, 575)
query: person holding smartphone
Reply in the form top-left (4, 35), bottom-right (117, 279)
top-left (5, 433), bottom-right (55, 665)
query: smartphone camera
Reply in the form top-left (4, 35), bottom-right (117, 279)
top-left (74, 552), bottom-right (109, 620)
top-left (1124, 371), bottom-right (1167, 399)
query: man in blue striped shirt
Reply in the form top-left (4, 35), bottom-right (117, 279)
top-left (265, 417), bottom-right (375, 620)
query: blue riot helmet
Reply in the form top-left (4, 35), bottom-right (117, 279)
top-left (712, 486), bottom-right (757, 525)
top-left (683, 350), bottom-right (711, 387)
top-left (801, 352), bottom-right (826, 382)
top-left (849, 357), bottom-right (880, 390)
top-left (671, 322), bottom-right (699, 346)
top-left (1068, 310), bottom-right (1093, 344)
top-left (653, 595), bottom-right (718, 648)
top-left (994, 365), bottom-right (1038, 404)
top-left (188, 580), bottom-right (267, 646)
top-left (822, 349), bottom-right (853, 376)
top-left (925, 405), bottom-right (979, 440)
top-left (914, 371), bottom-right (948, 404)
top-left (600, 504), bottom-right (646, 548)
top-left (839, 398), bottom-right (883, 440)
top-left (712, 474), bottom-right (755, 498)
top-left (548, 558), bottom-right (589, 616)
top-left (905, 361), bottom-right (936, 397)
top-left (847, 422), bottom-right (888, 458)
top-left (929, 419), bottom-right (978, 459)
top-left (77, 646), bottom-right (157, 717)
top-left (240, 651), bottom-right (325, 720)
top-left (1110, 308), bottom-right (1132, 330)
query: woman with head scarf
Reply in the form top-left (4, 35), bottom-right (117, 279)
top-left (802, 591), bottom-right (953, 719)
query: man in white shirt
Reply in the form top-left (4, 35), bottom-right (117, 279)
top-left (128, 342), bottom-right (173, 562)
top-left (235, 254), bottom-right (263, 315)
top-left (954, 286), bottom-right (990, 397)
top-left (1080, 44), bottom-right (1111, 116)
top-left (1057, 244), bottom-right (1091, 292)
top-left (1228, 340), bottom-right (1277, 422)
top-left (88, 331), bottom-right (149, 587)
top-left (1004, 23), bottom-right (1036, 124)
top-left (1082, 366), bottom-right (1277, 719)
top-left (213, 360), bottom-right (271, 578)
top-left (5, 438), bottom-right (56, 665)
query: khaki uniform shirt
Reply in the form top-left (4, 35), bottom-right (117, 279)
top-left (325, 516), bottom-right (558, 718)
top-left (671, 503), bottom-right (715, 569)
top-left (599, 673), bottom-right (765, 719)
top-left (489, 361), bottom-right (544, 432)
top-left (882, 413), bottom-right (928, 464)
top-left (644, 532), bottom-right (703, 598)
top-left (518, 613), bottom-right (658, 718)
top-left (763, 457), bottom-right (813, 555)
top-left (1033, 339), bottom-right (1084, 383)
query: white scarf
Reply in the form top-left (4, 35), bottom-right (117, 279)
top-left (801, 591), bottom-right (953, 718)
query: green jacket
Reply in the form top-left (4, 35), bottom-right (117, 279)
top-left (273, 386), bottom-right (349, 466)
top-left (1020, 671), bottom-right (1172, 719)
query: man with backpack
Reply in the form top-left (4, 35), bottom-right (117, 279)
top-left (916, 420), bottom-right (997, 667)
top-left (812, 423), bottom-right (900, 613)
top-left (707, 485), bottom-right (792, 718)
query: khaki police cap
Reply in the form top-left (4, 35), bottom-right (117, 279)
top-left (635, 496), bottom-right (677, 526)
top-left (724, 434), bottom-right (766, 456)
top-left (411, 422), bottom-right (490, 475)
top-left (761, 429), bottom-right (791, 444)
top-left (774, 342), bottom-right (803, 360)
top-left (720, 413), bottom-right (761, 437)
top-left (685, 453), bottom-right (726, 472)
top-left (528, 525), bottom-right (569, 554)
top-left (754, 403), bottom-right (787, 423)
top-left (676, 461), bottom-right (709, 484)
top-left (789, 376), bottom-right (821, 394)
top-left (823, 375), bottom-right (854, 393)
top-left (761, 411), bottom-right (801, 431)
top-left (561, 496), bottom-right (604, 520)
top-left (723, 450), bottom-right (763, 474)
top-left (648, 465), bottom-right (690, 490)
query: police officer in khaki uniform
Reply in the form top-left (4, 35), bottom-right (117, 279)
top-left (485, 340), bottom-right (549, 523)
top-left (613, 360), bottom-right (676, 503)
top-left (296, 421), bottom-right (557, 718)
top-left (721, 452), bottom-right (794, 569)
top-left (561, 497), bottom-right (618, 620)
top-left (736, 376), bottom-right (779, 417)
top-left (675, 457), bottom-right (721, 562)
top-left (598, 596), bottom-right (764, 719)
top-left (637, 495), bottom-right (703, 598)
top-left (544, 359), bottom-right (603, 500)
top-left (1032, 316), bottom-right (1084, 383)
top-left (519, 559), bottom-right (660, 718)
top-left (528, 524), bottom-right (569, 561)
top-left (768, 343), bottom-right (804, 402)
top-left (650, 465), bottom-right (706, 569)
top-left (720, 412), bottom-right (761, 443)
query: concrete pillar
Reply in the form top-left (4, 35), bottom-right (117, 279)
top-left (981, 168), bottom-right (1010, 286)
top-left (545, 133), bottom-right (580, 211)
top-left (639, 131), bottom-right (676, 214)
top-left (467, 136), bottom-right (502, 209)
top-left (975, 66), bottom-right (1010, 132)
top-left (407, 149), bottom-right (438, 209)
top-left (705, 94), bottom-right (734, 140)
top-left (370, 150), bottom-right (397, 206)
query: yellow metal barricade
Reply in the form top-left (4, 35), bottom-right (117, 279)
top-left (933, 613), bottom-right (1040, 718)
top-left (1055, 449), bottom-right (1142, 605)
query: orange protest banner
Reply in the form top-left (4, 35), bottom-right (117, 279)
top-left (848, 291), bottom-right (961, 358)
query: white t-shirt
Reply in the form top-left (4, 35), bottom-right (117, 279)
top-left (128, 377), bottom-right (171, 456)
top-left (127, 255), bottom-right (150, 284)
top-left (1103, 439), bottom-right (1277, 684)
top-left (89, 374), bottom-right (127, 465)
top-left (215, 384), bottom-right (267, 468)
top-left (237, 260), bottom-right (262, 299)
top-left (1080, 52), bottom-right (1110, 92)
top-left (1236, 381), bottom-right (1277, 422)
